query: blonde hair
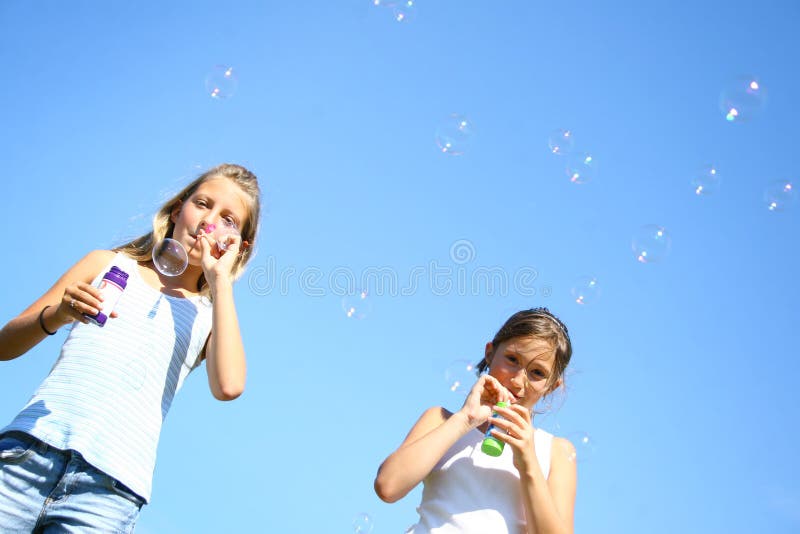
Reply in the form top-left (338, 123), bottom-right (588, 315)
top-left (115, 163), bottom-right (261, 295)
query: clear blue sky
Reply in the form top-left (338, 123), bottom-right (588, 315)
top-left (1, 1), bottom-right (799, 532)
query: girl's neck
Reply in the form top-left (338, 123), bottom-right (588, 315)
top-left (140, 261), bottom-right (203, 298)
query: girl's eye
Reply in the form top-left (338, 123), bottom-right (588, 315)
top-left (223, 217), bottom-right (238, 228)
top-left (527, 369), bottom-right (545, 380)
top-left (195, 199), bottom-right (208, 207)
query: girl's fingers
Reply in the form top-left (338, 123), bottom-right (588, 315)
top-left (198, 230), bottom-right (218, 261)
top-left (64, 288), bottom-right (101, 316)
top-left (507, 403), bottom-right (533, 421)
top-left (484, 376), bottom-right (513, 403)
top-left (494, 404), bottom-right (531, 428)
top-left (489, 426), bottom-right (520, 445)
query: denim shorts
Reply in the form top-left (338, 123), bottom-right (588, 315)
top-left (0, 431), bottom-right (145, 533)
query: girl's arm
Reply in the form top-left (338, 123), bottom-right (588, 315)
top-left (197, 231), bottom-right (246, 401)
top-left (488, 404), bottom-right (577, 534)
top-left (374, 405), bottom-right (470, 503)
top-left (0, 250), bottom-right (115, 361)
top-left (374, 374), bottom-right (512, 503)
top-left (202, 277), bottom-right (246, 400)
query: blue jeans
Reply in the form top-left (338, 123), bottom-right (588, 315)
top-left (0, 431), bottom-right (144, 533)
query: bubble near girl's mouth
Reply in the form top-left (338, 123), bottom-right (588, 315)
top-left (152, 238), bottom-right (188, 276)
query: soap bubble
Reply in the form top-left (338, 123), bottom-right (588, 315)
top-left (565, 152), bottom-right (596, 184)
top-left (352, 512), bottom-right (374, 534)
top-left (763, 180), bottom-right (796, 212)
top-left (342, 289), bottom-right (372, 319)
top-left (691, 164), bottom-right (721, 196)
top-left (719, 75), bottom-right (766, 123)
top-left (445, 359), bottom-right (477, 394)
top-left (205, 65), bottom-right (238, 99)
top-left (548, 129), bottom-right (574, 156)
top-left (571, 276), bottom-right (600, 305)
top-left (205, 221), bottom-right (241, 253)
top-left (631, 224), bottom-right (672, 264)
top-left (393, 0), bottom-right (415, 22)
top-left (152, 238), bottom-right (188, 276)
top-left (565, 431), bottom-right (596, 463)
top-left (435, 114), bottom-right (474, 156)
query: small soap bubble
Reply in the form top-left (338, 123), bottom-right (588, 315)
top-left (548, 129), bottom-right (574, 156)
top-left (435, 114), bottom-right (474, 156)
top-left (719, 75), bottom-right (766, 123)
top-left (206, 221), bottom-right (241, 253)
top-left (392, 0), bottom-right (415, 22)
top-left (341, 289), bottom-right (372, 319)
top-left (631, 224), bottom-right (672, 264)
top-left (152, 238), bottom-right (188, 276)
top-left (570, 276), bottom-right (600, 305)
top-left (565, 431), bottom-right (596, 463)
top-left (691, 164), bottom-right (721, 196)
top-left (352, 512), bottom-right (374, 534)
top-left (763, 180), bottom-right (796, 212)
top-left (205, 65), bottom-right (238, 99)
top-left (565, 152), bottom-right (596, 184)
top-left (444, 359), bottom-right (477, 394)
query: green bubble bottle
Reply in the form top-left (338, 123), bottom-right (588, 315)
top-left (481, 401), bottom-right (509, 456)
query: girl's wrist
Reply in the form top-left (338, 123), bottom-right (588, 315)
top-left (209, 276), bottom-right (234, 297)
top-left (454, 408), bottom-right (481, 430)
top-left (50, 304), bottom-right (76, 329)
top-left (39, 306), bottom-right (58, 335)
top-left (515, 450), bottom-right (540, 476)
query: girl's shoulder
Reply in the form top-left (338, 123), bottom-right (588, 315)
top-left (552, 435), bottom-right (576, 457)
top-left (405, 406), bottom-right (452, 441)
top-left (70, 250), bottom-right (118, 280)
top-left (548, 435), bottom-right (577, 473)
top-left (85, 249), bottom-right (117, 262)
top-left (421, 406), bottom-right (453, 422)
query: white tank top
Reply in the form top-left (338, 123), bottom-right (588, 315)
top-left (2, 252), bottom-right (212, 502)
top-left (405, 427), bottom-right (553, 534)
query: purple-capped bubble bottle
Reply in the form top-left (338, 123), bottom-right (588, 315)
top-left (85, 266), bottom-right (129, 327)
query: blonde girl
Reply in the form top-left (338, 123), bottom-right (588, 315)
top-left (0, 163), bottom-right (260, 532)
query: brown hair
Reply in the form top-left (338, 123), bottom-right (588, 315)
top-left (476, 307), bottom-right (572, 392)
top-left (115, 163), bottom-right (261, 296)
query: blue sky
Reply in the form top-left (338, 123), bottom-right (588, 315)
top-left (1, 1), bottom-right (799, 532)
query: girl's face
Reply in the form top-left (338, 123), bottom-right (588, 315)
top-left (170, 176), bottom-right (250, 266)
top-left (485, 336), bottom-right (559, 410)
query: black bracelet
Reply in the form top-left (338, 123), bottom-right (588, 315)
top-left (38, 305), bottom-right (57, 336)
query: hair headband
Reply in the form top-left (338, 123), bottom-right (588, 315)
top-left (528, 307), bottom-right (571, 344)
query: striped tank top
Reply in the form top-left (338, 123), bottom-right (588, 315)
top-left (2, 252), bottom-right (213, 502)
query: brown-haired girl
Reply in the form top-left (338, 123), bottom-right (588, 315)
top-left (375, 308), bottom-right (577, 534)
top-left (0, 163), bottom-right (260, 532)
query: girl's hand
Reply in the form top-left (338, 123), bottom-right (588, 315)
top-left (196, 228), bottom-right (241, 285)
top-left (487, 403), bottom-right (538, 472)
top-left (459, 374), bottom-right (514, 429)
top-left (57, 281), bottom-right (118, 324)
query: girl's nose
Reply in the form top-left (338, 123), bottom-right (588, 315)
top-left (199, 220), bottom-right (217, 233)
top-left (510, 368), bottom-right (528, 388)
